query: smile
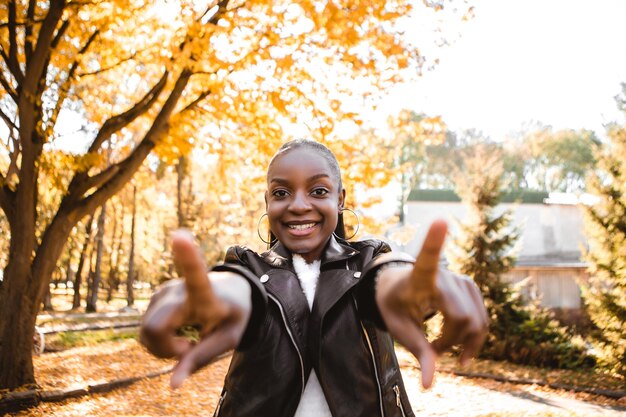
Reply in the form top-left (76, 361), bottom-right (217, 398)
top-left (288, 223), bottom-right (317, 230)
top-left (285, 222), bottom-right (320, 236)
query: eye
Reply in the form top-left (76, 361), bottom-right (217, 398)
top-left (272, 189), bottom-right (289, 198)
top-left (311, 188), bottom-right (329, 197)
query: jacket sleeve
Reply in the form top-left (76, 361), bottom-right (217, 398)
top-left (354, 240), bottom-right (414, 329)
top-left (211, 246), bottom-right (268, 350)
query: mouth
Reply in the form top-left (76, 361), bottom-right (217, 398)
top-left (285, 221), bottom-right (320, 236)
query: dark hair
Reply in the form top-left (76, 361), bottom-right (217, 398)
top-left (268, 139), bottom-right (343, 189)
top-left (266, 139), bottom-right (348, 247)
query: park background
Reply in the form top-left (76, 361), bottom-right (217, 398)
top-left (0, 0), bottom-right (625, 415)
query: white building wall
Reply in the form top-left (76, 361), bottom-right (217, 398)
top-left (388, 200), bottom-right (589, 310)
top-left (394, 201), bottom-right (587, 261)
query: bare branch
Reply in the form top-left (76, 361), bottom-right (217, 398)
top-left (207, 0), bottom-right (231, 25)
top-left (0, 183), bottom-right (15, 225)
top-left (21, 0), bottom-right (66, 100)
top-left (25, 0), bottom-right (37, 63)
top-left (0, 107), bottom-right (18, 131)
top-left (18, 0), bottom-right (66, 157)
top-left (51, 19), bottom-right (70, 50)
top-left (87, 70), bottom-right (169, 153)
top-left (197, 1), bottom-right (218, 22)
top-left (0, 67), bottom-right (18, 101)
top-left (7, 0), bottom-right (24, 84)
top-left (179, 88), bottom-right (212, 115)
top-left (7, 141), bottom-right (20, 179)
top-left (69, 30), bottom-right (99, 80)
top-left (77, 50), bottom-right (139, 78)
top-left (71, 164), bottom-right (120, 198)
top-left (0, 18), bottom-right (45, 29)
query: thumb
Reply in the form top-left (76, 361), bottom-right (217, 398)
top-left (171, 230), bottom-right (217, 310)
top-left (410, 220), bottom-right (447, 292)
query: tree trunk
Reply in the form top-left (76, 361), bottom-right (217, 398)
top-left (177, 155), bottom-right (186, 228)
top-left (42, 284), bottom-right (53, 311)
top-left (0, 211), bottom-right (73, 390)
top-left (0, 257), bottom-right (37, 389)
top-left (106, 203), bottom-right (120, 303)
top-left (86, 204), bottom-right (107, 312)
top-left (127, 185), bottom-right (137, 306)
top-left (73, 215), bottom-right (95, 309)
top-left (65, 245), bottom-right (75, 286)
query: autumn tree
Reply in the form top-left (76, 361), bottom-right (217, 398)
top-left (0, 0), bottom-right (473, 389)
top-left (582, 118), bottom-right (626, 376)
top-left (503, 126), bottom-right (599, 192)
top-left (386, 109), bottom-right (445, 223)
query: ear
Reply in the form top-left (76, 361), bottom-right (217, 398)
top-left (264, 190), bottom-right (269, 210)
top-left (338, 188), bottom-right (346, 211)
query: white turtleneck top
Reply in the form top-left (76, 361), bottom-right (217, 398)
top-left (292, 254), bottom-right (333, 417)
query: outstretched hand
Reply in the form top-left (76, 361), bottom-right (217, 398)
top-left (140, 231), bottom-right (251, 388)
top-left (375, 220), bottom-right (488, 389)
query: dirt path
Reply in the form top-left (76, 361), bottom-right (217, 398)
top-left (396, 349), bottom-right (626, 417)
top-left (12, 341), bottom-right (626, 417)
top-left (402, 365), bottom-right (625, 416)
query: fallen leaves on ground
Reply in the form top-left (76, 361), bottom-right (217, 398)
top-left (33, 340), bottom-right (174, 391)
top-left (395, 347), bottom-right (626, 409)
top-left (7, 340), bottom-right (625, 416)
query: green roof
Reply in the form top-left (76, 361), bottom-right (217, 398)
top-left (407, 189), bottom-right (550, 204)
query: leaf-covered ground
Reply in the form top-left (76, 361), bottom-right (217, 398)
top-left (407, 350), bottom-right (626, 393)
top-left (9, 340), bottom-right (626, 416)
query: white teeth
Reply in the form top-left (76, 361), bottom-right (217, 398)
top-left (289, 223), bottom-right (316, 230)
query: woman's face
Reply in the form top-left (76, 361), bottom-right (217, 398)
top-left (266, 148), bottom-right (344, 263)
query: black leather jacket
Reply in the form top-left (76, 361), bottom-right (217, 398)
top-left (210, 236), bottom-right (415, 417)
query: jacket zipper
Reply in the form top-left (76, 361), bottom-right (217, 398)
top-left (268, 293), bottom-right (306, 396)
top-left (213, 390), bottom-right (227, 417)
top-left (393, 384), bottom-right (407, 417)
top-left (360, 320), bottom-right (385, 417)
top-left (348, 258), bottom-right (385, 417)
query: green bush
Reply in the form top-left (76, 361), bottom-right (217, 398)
top-left (483, 293), bottom-right (595, 369)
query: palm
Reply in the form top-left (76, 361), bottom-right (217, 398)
top-left (141, 232), bottom-right (251, 388)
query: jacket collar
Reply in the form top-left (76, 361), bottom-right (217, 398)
top-left (261, 235), bottom-right (360, 269)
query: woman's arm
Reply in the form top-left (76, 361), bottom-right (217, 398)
top-left (375, 220), bottom-right (489, 388)
top-left (140, 231), bottom-right (252, 388)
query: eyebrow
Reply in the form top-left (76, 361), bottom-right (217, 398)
top-left (270, 173), bottom-right (332, 185)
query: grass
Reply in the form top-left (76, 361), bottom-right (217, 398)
top-left (46, 328), bottom-right (138, 350)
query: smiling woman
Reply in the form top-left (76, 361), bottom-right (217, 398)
top-left (140, 139), bottom-right (489, 417)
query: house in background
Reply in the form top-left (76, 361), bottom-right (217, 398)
top-left (388, 189), bottom-right (592, 322)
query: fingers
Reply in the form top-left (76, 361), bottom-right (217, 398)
top-left (171, 230), bottom-right (215, 307)
top-left (140, 281), bottom-right (191, 358)
top-left (170, 324), bottom-right (240, 389)
top-left (431, 274), bottom-right (488, 365)
top-left (458, 279), bottom-right (489, 365)
top-left (411, 220), bottom-right (448, 292)
top-left (384, 313), bottom-right (437, 389)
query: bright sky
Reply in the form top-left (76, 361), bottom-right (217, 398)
top-left (382, 0), bottom-right (626, 140)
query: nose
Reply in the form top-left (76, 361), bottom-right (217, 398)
top-left (289, 191), bottom-right (312, 213)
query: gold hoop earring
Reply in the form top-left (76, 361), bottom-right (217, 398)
top-left (340, 207), bottom-right (360, 240)
top-left (257, 213), bottom-right (272, 244)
